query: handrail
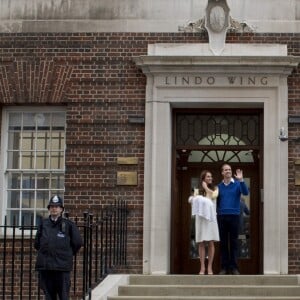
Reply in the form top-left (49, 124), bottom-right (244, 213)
top-left (0, 200), bottom-right (128, 299)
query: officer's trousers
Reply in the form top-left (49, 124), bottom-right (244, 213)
top-left (39, 270), bottom-right (71, 300)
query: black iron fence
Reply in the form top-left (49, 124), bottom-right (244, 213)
top-left (0, 200), bottom-right (128, 300)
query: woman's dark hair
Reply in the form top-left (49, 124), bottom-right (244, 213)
top-left (199, 170), bottom-right (215, 196)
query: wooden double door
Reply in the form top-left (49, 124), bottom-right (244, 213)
top-left (171, 110), bottom-right (263, 274)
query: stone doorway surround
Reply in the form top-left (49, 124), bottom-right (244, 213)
top-left (133, 43), bottom-right (299, 275)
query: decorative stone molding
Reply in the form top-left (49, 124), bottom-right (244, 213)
top-left (209, 0), bottom-right (249, 54)
top-left (205, 0), bottom-right (230, 34)
top-left (178, 0), bottom-right (254, 55)
top-left (178, 18), bottom-right (206, 33)
top-left (133, 42), bottom-right (300, 275)
top-left (179, 17), bottom-right (254, 34)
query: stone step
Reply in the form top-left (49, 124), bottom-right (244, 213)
top-left (128, 275), bottom-right (299, 285)
top-left (117, 285), bottom-right (300, 297)
top-left (106, 275), bottom-right (300, 300)
top-left (108, 297), bottom-right (300, 300)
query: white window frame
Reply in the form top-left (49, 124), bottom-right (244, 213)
top-left (0, 106), bottom-right (66, 230)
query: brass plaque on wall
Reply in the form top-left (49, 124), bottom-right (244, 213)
top-left (117, 171), bottom-right (138, 186)
top-left (117, 157), bottom-right (138, 165)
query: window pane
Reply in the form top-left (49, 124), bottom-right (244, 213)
top-left (7, 191), bottom-right (20, 209)
top-left (51, 132), bottom-right (65, 150)
top-left (23, 113), bottom-right (35, 129)
top-left (21, 151), bottom-right (35, 169)
top-left (238, 178), bottom-right (251, 259)
top-left (176, 114), bottom-right (260, 146)
top-left (35, 113), bottom-right (50, 130)
top-left (189, 177), bottom-right (200, 259)
top-left (188, 150), bottom-right (255, 163)
top-left (36, 151), bottom-right (49, 169)
top-left (7, 151), bottom-right (20, 169)
top-left (51, 175), bottom-right (64, 189)
top-left (36, 132), bottom-right (50, 150)
top-left (8, 132), bottom-right (20, 150)
top-left (36, 191), bottom-right (49, 209)
top-left (6, 211), bottom-right (19, 225)
top-left (22, 132), bottom-right (34, 151)
top-left (36, 174), bottom-right (49, 189)
top-left (51, 189), bottom-right (64, 196)
top-left (52, 113), bottom-right (65, 129)
top-left (8, 113), bottom-right (22, 129)
top-left (50, 152), bottom-right (64, 169)
top-left (7, 173), bottom-right (21, 189)
top-left (20, 210), bottom-right (34, 226)
top-left (36, 210), bottom-right (48, 226)
top-left (22, 174), bottom-right (35, 189)
top-left (5, 110), bottom-right (66, 226)
top-left (22, 191), bottom-right (35, 208)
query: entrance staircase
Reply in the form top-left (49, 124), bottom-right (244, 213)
top-left (107, 274), bottom-right (300, 300)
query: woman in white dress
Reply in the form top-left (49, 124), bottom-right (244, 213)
top-left (188, 170), bottom-right (219, 275)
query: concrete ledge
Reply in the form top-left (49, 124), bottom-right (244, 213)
top-left (0, 20), bottom-right (300, 33)
top-left (90, 274), bottom-right (129, 300)
top-left (0, 0), bottom-right (300, 33)
top-left (148, 43), bottom-right (287, 56)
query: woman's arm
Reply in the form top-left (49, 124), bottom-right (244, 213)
top-left (202, 181), bottom-right (219, 200)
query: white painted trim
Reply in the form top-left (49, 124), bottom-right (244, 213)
top-left (0, 106), bottom-right (66, 229)
top-left (137, 43), bottom-right (298, 275)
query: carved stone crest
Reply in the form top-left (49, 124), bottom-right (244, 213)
top-left (178, 0), bottom-right (254, 55)
top-left (204, 0), bottom-right (230, 55)
top-left (206, 1), bottom-right (229, 33)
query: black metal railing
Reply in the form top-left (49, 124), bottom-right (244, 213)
top-left (0, 200), bottom-right (128, 300)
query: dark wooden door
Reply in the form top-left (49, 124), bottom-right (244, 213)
top-left (171, 109), bottom-right (263, 275)
top-left (172, 162), bottom-right (260, 274)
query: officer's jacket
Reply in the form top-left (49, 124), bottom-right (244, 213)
top-left (34, 216), bottom-right (83, 271)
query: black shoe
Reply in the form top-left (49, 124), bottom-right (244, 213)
top-left (231, 269), bottom-right (240, 275)
top-left (219, 269), bottom-right (227, 275)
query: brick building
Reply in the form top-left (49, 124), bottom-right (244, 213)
top-left (0, 1), bottom-right (299, 290)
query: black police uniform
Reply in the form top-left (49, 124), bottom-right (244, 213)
top-left (34, 196), bottom-right (82, 300)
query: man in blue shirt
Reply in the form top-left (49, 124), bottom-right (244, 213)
top-left (217, 164), bottom-right (249, 275)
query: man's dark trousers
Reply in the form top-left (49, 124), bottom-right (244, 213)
top-left (217, 214), bottom-right (240, 272)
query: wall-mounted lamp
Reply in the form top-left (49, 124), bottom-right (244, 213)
top-left (279, 127), bottom-right (288, 142)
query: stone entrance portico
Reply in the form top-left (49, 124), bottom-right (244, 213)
top-left (134, 43), bottom-right (299, 275)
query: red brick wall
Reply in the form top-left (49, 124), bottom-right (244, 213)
top-left (0, 32), bottom-right (299, 277)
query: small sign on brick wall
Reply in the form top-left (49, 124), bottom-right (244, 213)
top-left (117, 171), bottom-right (138, 186)
top-left (117, 157), bottom-right (138, 165)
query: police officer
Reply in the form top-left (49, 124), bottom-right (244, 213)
top-left (34, 195), bottom-right (83, 300)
